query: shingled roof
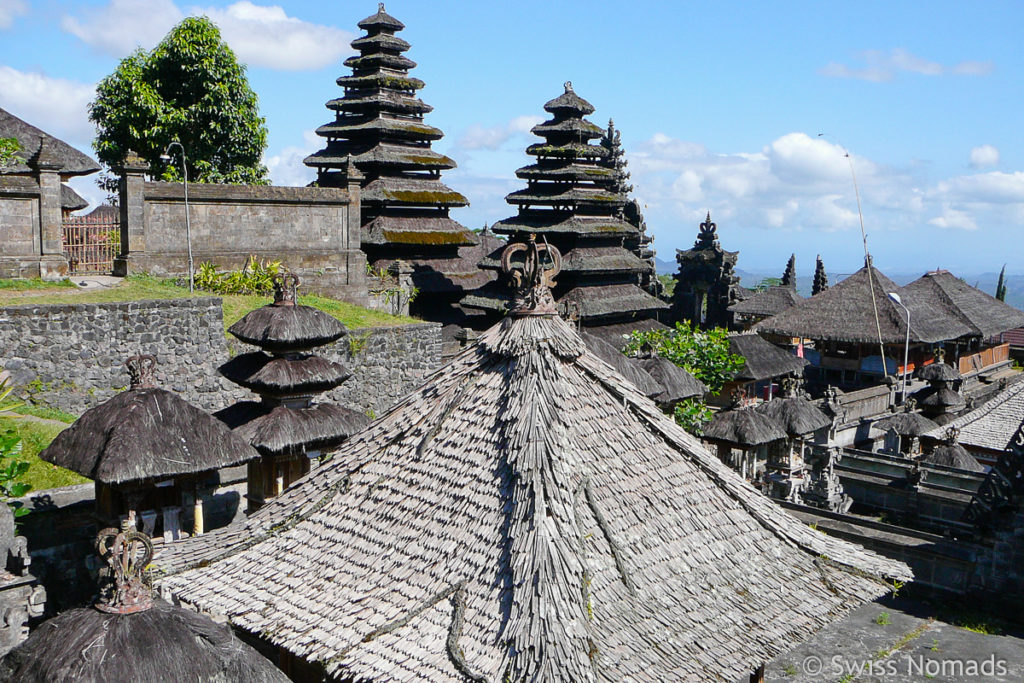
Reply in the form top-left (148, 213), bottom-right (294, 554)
top-left (161, 241), bottom-right (909, 682)
top-left (0, 107), bottom-right (100, 177)
top-left (924, 380), bottom-right (1024, 453)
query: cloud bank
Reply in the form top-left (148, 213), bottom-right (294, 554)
top-left (820, 48), bottom-right (993, 82)
top-left (61, 0), bottom-right (352, 70)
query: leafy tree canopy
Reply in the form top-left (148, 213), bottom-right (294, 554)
top-left (89, 16), bottom-right (268, 186)
top-left (753, 277), bottom-right (782, 292)
top-left (0, 137), bottom-right (21, 170)
top-left (622, 321), bottom-right (744, 396)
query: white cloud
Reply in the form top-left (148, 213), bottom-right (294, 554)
top-left (61, 0), bottom-right (352, 70)
top-left (820, 48), bottom-right (993, 82)
top-left (455, 115), bottom-right (544, 151)
top-left (928, 206), bottom-right (979, 231)
top-left (264, 129), bottom-right (320, 187)
top-left (201, 1), bottom-right (353, 70)
top-left (969, 144), bottom-right (1000, 168)
top-left (0, 0), bottom-right (27, 29)
top-left (61, 0), bottom-right (183, 56)
top-left (0, 66), bottom-right (96, 145)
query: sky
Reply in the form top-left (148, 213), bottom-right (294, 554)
top-left (2, 0), bottom-right (1023, 278)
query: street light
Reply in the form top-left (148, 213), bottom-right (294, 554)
top-left (159, 142), bottom-right (194, 293)
top-left (887, 292), bottom-right (910, 402)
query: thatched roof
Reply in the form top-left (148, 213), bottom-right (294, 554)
top-left (924, 379), bottom-right (1024, 452)
top-left (874, 411), bottom-right (940, 437)
top-left (219, 353), bottom-right (351, 396)
top-left (580, 331), bottom-right (660, 398)
top-left (703, 407), bottom-right (789, 447)
top-left (0, 107), bottom-right (100, 177)
top-left (917, 361), bottom-right (960, 382)
top-left (39, 358), bottom-right (258, 484)
top-left (913, 384), bottom-right (966, 411)
top-left (729, 333), bottom-right (808, 381)
top-left (228, 276), bottom-right (348, 352)
top-left (60, 184), bottom-right (87, 211)
top-left (162, 271), bottom-right (908, 681)
top-left (923, 432), bottom-right (985, 473)
top-left (754, 396), bottom-right (831, 436)
top-left (635, 355), bottom-right (707, 403)
top-left (0, 599), bottom-right (288, 682)
top-left (728, 285), bottom-right (802, 317)
top-left (577, 317), bottom-right (668, 348)
top-left (755, 264), bottom-right (956, 344)
top-left (902, 270), bottom-right (1024, 339)
top-left (215, 402), bottom-right (369, 457)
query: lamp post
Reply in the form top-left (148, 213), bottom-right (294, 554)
top-left (159, 142), bottom-right (194, 293)
top-left (887, 292), bottom-right (910, 402)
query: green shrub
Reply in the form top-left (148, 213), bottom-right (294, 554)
top-left (193, 255), bottom-right (282, 295)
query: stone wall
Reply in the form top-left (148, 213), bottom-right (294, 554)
top-left (0, 298), bottom-right (442, 417)
top-left (0, 173), bottom-right (67, 280)
top-left (114, 157), bottom-right (368, 304)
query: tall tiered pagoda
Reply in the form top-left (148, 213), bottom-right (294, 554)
top-left (304, 4), bottom-right (483, 321)
top-left (463, 82), bottom-right (668, 342)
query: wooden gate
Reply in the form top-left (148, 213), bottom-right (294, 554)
top-left (62, 214), bottom-right (119, 274)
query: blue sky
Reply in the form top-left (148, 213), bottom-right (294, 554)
top-left (2, 0), bottom-right (1022, 277)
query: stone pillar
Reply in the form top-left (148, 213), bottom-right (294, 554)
top-left (30, 139), bottom-right (68, 280)
top-left (112, 150), bottom-right (150, 277)
top-left (343, 155), bottom-right (369, 299)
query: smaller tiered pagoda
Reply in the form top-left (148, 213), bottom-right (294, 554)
top-left (304, 3), bottom-right (483, 322)
top-left (671, 212), bottom-right (746, 329)
top-left (463, 82), bottom-right (667, 342)
top-left (216, 273), bottom-right (369, 511)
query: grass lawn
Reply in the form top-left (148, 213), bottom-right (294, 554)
top-left (0, 277), bottom-right (77, 292)
top-left (0, 416), bottom-right (86, 492)
top-left (0, 274), bottom-right (416, 333)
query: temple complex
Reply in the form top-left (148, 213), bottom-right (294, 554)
top-left (670, 212), bottom-right (747, 329)
top-left (462, 83), bottom-right (668, 343)
top-left (304, 4), bottom-right (484, 322)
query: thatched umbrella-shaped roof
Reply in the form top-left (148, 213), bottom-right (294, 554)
top-left (39, 356), bottom-right (258, 485)
top-left (755, 396), bottom-right (831, 437)
top-left (704, 406), bottom-right (789, 447)
top-left (874, 411), bottom-right (940, 438)
top-left (913, 383), bottom-right (967, 412)
top-left (219, 353), bottom-right (351, 396)
top-left (215, 402), bottom-right (368, 457)
top-left (227, 298), bottom-right (348, 352)
top-left (922, 428), bottom-right (984, 473)
top-left (0, 527), bottom-right (287, 683)
top-left (635, 355), bottom-right (707, 403)
top-left (729, 333), bottom-right (808, 382)
top-left (161, 239), bottom-right (908, 683)
top-left (917, 361), bottom-right (960, 383)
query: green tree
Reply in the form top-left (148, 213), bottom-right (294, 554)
top-left (0, 137), bottom-right (21, 170)
top-left (753, 277), bottom-right (782, 292)
top-left (623, 321), bottom-right (744, 396)
top-left (996, 264), bottom-right (1007, 302)
top-left (89, 16), bottom-right (269, 187)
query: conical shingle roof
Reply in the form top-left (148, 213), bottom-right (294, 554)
top-left (161, 243), bottom-right (909, 682)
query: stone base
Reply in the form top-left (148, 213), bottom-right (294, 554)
top-left (38, 255), bottom-right (69, 281)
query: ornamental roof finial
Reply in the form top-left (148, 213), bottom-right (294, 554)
top-left (272, 272), bottom-right (299, 307)
top-left (95, 523), bottom-right (154, 614)
top-left (501, 235), bottom-right (562, 316)
top-left (126, 354), bottom-right (157, 389)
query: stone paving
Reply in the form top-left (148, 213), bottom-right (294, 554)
top-left (767, 595), bottom-right (1024, 682)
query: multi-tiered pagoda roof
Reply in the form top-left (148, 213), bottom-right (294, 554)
top-left (304, 4), bottom-right (485, 320)
top-left (463, 83), bottom-right (667, 340)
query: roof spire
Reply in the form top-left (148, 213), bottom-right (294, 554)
top-left (695, 211), bottom-right (719, 249)
top-left (813, 254), bottom-right (829, 295)
top-left (95, 523), bottom-right (154, 614)
top-left (781, 253), bottom-right (796, 287)
top-left (125, 354), bottom-right (157, 389)
top-left (501, 235), bottom-right (562, 316)
top-left (564, 80), bottom-right (573, 93)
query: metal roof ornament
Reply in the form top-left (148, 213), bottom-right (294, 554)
top-left (501, 235), bottom-right (561, 315)
top-left (95, 522), bottom-right (154, 614)
top-left (272, 272), bottom-right (299, 307)
top-left (125, 354), bottom-right (157, 389)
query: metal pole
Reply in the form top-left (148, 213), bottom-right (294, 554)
top-left (162, 142), bottom-right (194, 292)
top-left (903, 306), bottom-right (910, 400)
